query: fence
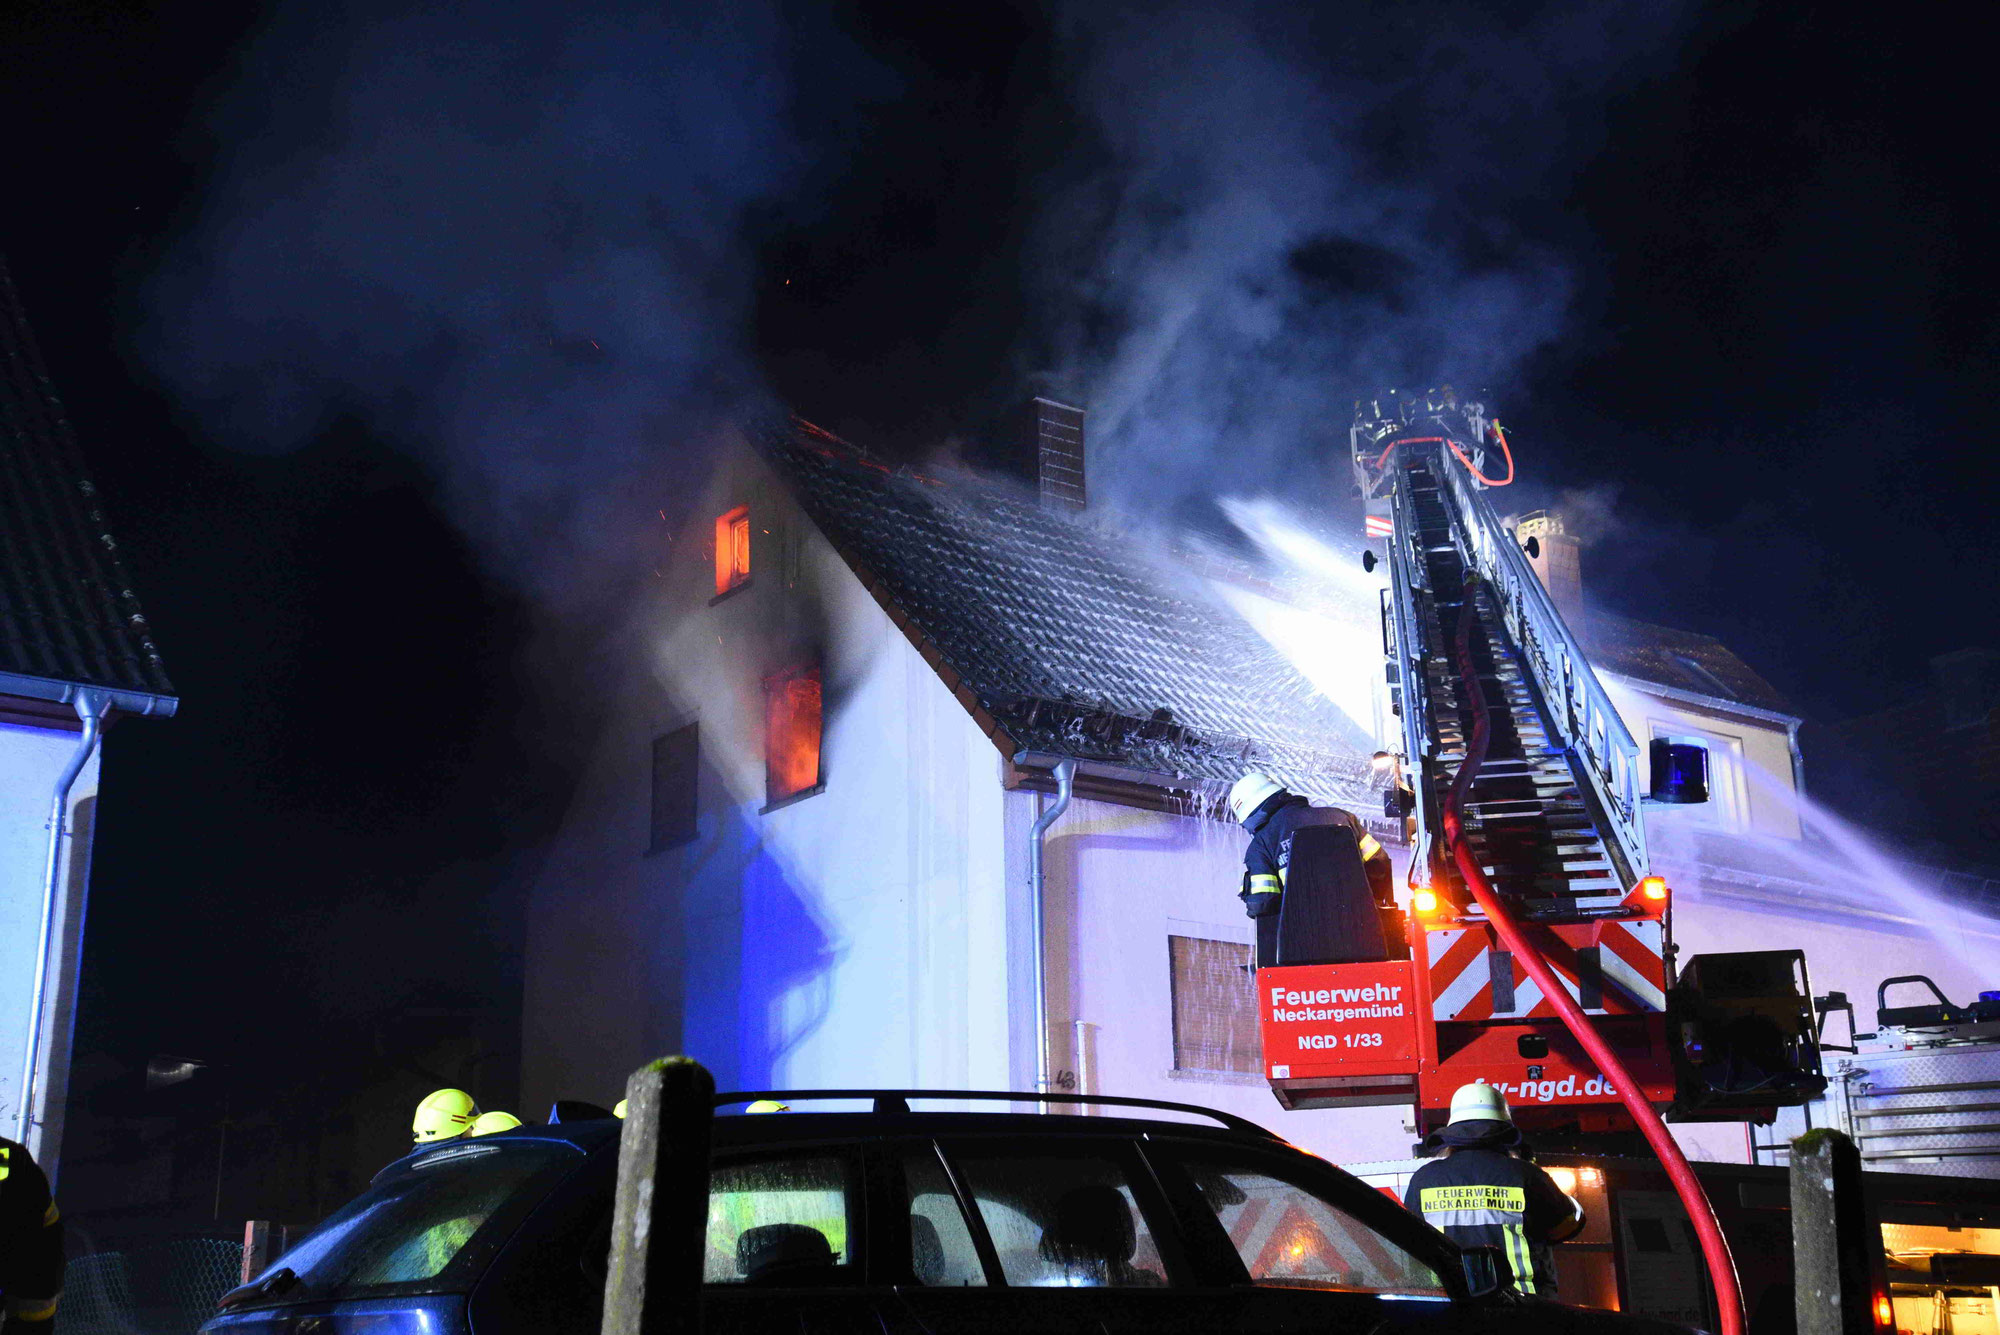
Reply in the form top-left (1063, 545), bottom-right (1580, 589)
top-left (56, 1238), bottom-right (243, 1335)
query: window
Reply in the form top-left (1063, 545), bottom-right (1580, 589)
top-left (1668, 653), bottom-right (1735, 701)
top-left (649, 724), bottom-right (698, 853)
top-left (1173, 1156), bottom-right (1444, 1296)
top-left (945, 1148), bottom-right (1168, 1288)
top-left (902, 1148), bottom-right (988, 1287)
top-left (714, 505), bottom-right (751, 597)
top-left (252, 1142), bottom-right (579, 1301)
top-left (704, 1154), bottom-right (857, 1285)
top-left (1169, 936), bottom-right (1259, 1075)
top-left (1650, 723), bottom-right (1748, 832)
top-left (764, 664), bottom-right (823, 808)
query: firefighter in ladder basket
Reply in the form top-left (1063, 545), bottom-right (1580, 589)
top-left (1404, 1083), bottom-right (1585, 1296)
top-left (1228, 770), bottom-right (1397, 970)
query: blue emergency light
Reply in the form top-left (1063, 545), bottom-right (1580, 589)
top-left (1649, 739), bottom-right (1709, 805)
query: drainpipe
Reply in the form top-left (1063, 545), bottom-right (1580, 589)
top-left (1027, 759), bottom-right (1076, 1102)
top-left (15, 688), bottom-right (111, 1147)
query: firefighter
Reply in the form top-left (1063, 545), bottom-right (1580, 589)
top-left (1229, 770), bottom-right (1394, 968)
top-left (1403, 1083), bottom-right (1585, 1296)
top-left (0, 1136), bottom-right (64, 1330)
top-left (412, 1089), bottom-right (480, 1143)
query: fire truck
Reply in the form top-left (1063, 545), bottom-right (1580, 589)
top-left (1256, 391), bottom-right (1834, 1335)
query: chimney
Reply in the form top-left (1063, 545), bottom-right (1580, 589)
top-left (1514, 511), bottom-right (1582, 621)
top-left (1021, 397), bottom-right (1086, 510)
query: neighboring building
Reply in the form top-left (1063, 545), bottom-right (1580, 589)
top-left (0, 256), bottom-right (176, 1167)
top-left (1819, 647), bottom-right (2000, 868)
top-left (523, 410), bottom-right (1985, 1168)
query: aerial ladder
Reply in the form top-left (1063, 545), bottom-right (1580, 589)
top-left (1256, 391), bottom-right (1828, 1335)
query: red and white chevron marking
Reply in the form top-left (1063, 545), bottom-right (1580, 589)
top-left (1426, 920), bottom-right (1665, 1021)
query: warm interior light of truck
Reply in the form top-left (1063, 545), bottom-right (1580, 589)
top-left (1638, 876), bottom-right (1668, 900)
top-left (1578, 1166), bottom-right (1603, 1187)
top-left (1546, 1166), bottom-right (1578, 1194)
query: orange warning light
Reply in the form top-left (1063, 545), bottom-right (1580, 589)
top-left (1638, 876), bottom-right (1669, 901)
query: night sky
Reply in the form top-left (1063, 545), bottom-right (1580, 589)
top-left (2, 0), bottom-right (1993, 1218)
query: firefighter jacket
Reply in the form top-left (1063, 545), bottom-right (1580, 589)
top-left (1404, 1144), bottom-right (1582, 1296)
top-left (1239, 794), bottom-right (1393, 952)
top-left (0, 1137), bottom-right (63, 1326)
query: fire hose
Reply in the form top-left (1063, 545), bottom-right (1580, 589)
top-left (1441, 572), bottom-right (1743, 1335)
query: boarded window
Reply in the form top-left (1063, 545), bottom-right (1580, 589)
top-left (1169, 935), bottom-right (1259, 1075)
top-left (650, 724), bottom-right (699, 852)
top-left (714, 505), bottom-right (751, 597)
top-left (764, 664), bottom-right (823, 808)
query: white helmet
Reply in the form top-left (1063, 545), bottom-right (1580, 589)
top-left (1449, 1081), bottom-right (1513, 1125)
top-left (1228, 771), bottom-right (1285, 825)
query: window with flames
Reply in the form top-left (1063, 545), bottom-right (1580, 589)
top-left (765, 664), bottom-right (823, 808)
top-left (715, 505), bottom-right (751, 597)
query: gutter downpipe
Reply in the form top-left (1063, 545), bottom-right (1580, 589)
top-left (1027, 759), bottom-right (1076, 1103)
top-left (15, 688), bottom-right (112, 1147)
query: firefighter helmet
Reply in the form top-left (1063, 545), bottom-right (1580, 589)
top-left (468, 1110), bottom-right (522, 1137)
top-left (746, 1099), bottom-right (790, 1114)
top-left (613, 1099), bottom-right (628, 1119)
top-left (1228, 771), bottom-right (1285, 826)
top-left (1448, 1081), bottom-right (1513, 1125)
top-left (412, 1088), bottom-right (479, 1142)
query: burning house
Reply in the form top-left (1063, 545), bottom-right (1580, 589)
top-left (521, 404), bottom-right (1991, 1166)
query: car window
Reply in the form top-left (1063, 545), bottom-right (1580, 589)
top-left (251, 1141), bottom-right (580, 1302)
top-left (901, 1148), bottom-right (988, 1287)
top-left (704, 1153), bottom-right (857, 1285)
top-left (1177, 1157), bottom-right (1445, 1296)
top-left (945, 1148), bottom-right (1168, 1288)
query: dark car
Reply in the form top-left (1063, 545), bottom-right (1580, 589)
top-left (202, 1090), bottom-right (1694, 1335)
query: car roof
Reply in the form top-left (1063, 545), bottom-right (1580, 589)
top-left (380, 1097), bottom-right (1302, 1179)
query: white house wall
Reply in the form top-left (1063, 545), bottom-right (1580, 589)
top-left (521, 442), bottom-right (1014, 1117)
top-left (1039, 792), bottom-right (1413, 1161)
top-left (0, 718), bottom-right (101, 1165)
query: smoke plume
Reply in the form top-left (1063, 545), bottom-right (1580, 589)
top-left (1024, 2), bottom-right (1698, 519)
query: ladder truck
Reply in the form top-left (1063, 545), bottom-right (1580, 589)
top-left (1255, 391), bottom-right (1829, 1335)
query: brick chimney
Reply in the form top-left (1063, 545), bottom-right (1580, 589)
top-left (1020, 397), bottom-right (1086, 510)
top-left (1514, 511), bottom-right (1582, 620)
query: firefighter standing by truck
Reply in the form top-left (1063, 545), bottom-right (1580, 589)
top-left (1404, 1083), bottom-right (1585, 1296)
top-left (1229, 770), bottom-right (1395, 969)
top-left (0, 1136), bottom-right (64, 1330)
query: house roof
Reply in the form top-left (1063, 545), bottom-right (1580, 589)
top-left (1575, 611), bottom-right (1791, 719)
top-left (764, 422), bottom-right (1377, 808)
top-left (0, 256), bottom-right (174, 703)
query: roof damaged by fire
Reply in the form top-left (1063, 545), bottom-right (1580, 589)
top-left (764, 419), bottom-right (1378, 812)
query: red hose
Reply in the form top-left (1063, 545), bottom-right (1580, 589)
top-left (1441, 574), bottom-right (1743, 1335)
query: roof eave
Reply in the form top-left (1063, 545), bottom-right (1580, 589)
top-left (0, 669), bottom-right (179, 719)
top-left (1599, 669), bottom-right (1797, 729)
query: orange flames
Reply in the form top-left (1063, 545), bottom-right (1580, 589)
top-left (714, 505), bottom-right (750, 596)
top-left (766, 665), bottom-right (822, 802)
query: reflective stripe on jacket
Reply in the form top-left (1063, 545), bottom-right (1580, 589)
top-left (1404, 1146), bottom-right (1580, 1295)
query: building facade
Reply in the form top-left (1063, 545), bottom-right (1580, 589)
top-left (0, 257), bottom-right (176, 1167)
top-left (522, 409), bottom-right (1983, 1167)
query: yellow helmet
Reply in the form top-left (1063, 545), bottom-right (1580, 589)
top-left (745, 1099), bottom-right (790, 1114)
top-left (413, 1089), bottom-right (480, 1142)
top-left (613, 1098), bottom-right (628, 1119)
top-left (468, 1110), bottom-right (522, 1137)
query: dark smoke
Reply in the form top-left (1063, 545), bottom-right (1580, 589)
top-left (143, 2), bottom-right (808, 600)
top-left (1021, 2), bottom-right (1698, 519)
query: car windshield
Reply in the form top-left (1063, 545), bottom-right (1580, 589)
top-left (245, 1140), bottom-right (582, 1305)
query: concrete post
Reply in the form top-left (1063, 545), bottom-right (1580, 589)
top-left (600, 1057), bottom-right (715, 1335)
top-left (1792, 1129), bottom-right (1883, 1335)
